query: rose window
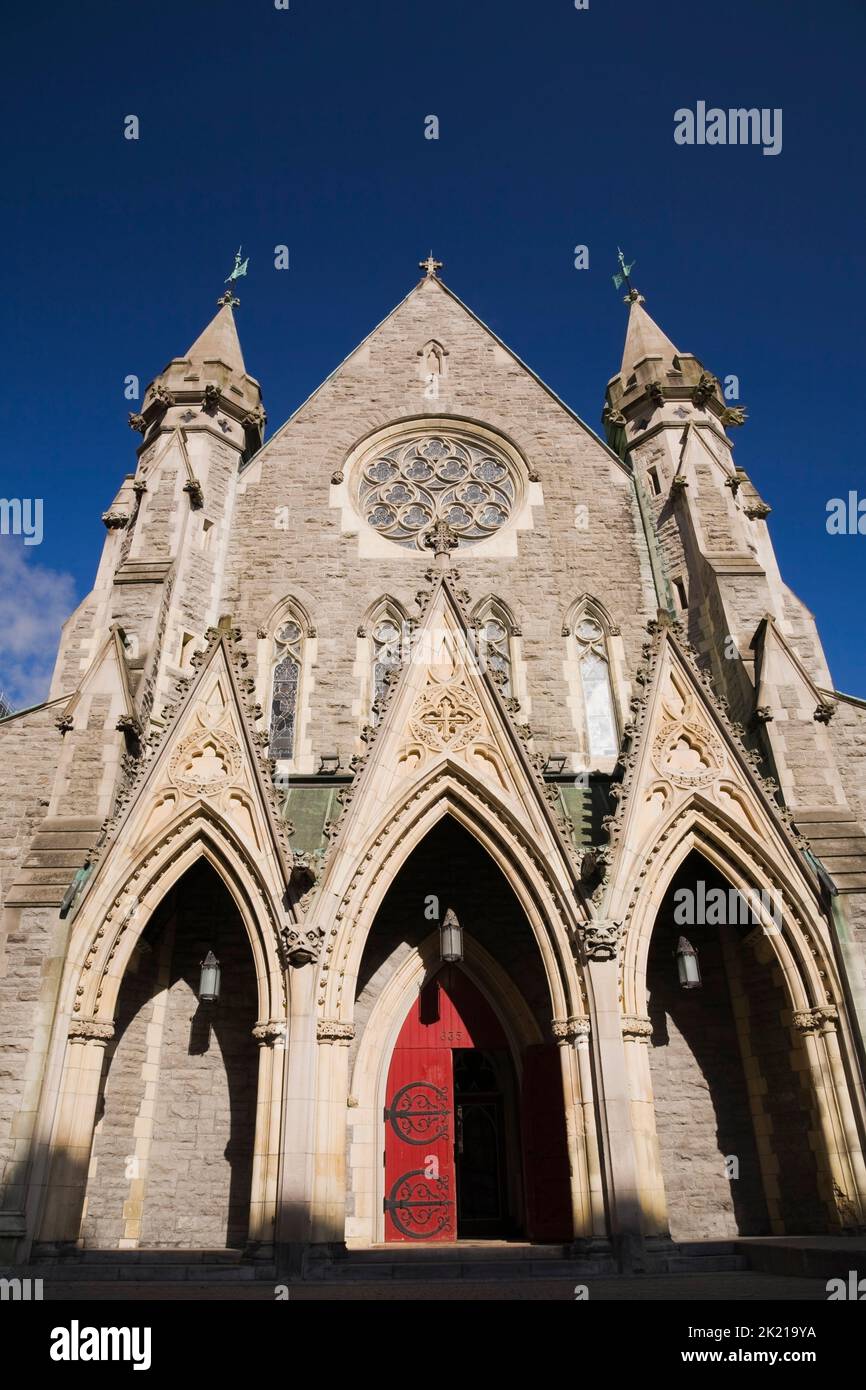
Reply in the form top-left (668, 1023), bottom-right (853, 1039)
top-left (357, 433), bottom-right (519, 549)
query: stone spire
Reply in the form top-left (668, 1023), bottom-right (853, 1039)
top-left (130, 298), bottom-right (265, 457)
top-left (619, 294), bottom-right (681, 382)
top-left (185, 301), bottom-right (247, 376)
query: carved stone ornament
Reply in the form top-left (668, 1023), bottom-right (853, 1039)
top-left (252, 1021), bottom-right (287, 1046)
top-left (814, 700), bottom-right (836, 725)
top-left (551, 1017), bottom-right (591, 1043)
top-left (101, 510), bottom-right (129, 530)
top-left (202, 382), bottom-right (222, 412)
top-left (128, 412), bottom-right (147, 434)
top-left (646, 381), bottom-right (665, 406)
top-left (744, 500), bottom-right (771, 520)
top-left (691, 372), bottom-right (718, 408)
top-left (409, 681), bottom-right (483, 752)
top-left (168, 729), bottom-right (243, 797)
top-left (793, 1005), bottom-right (838, 1035)
top-left (183, 478), bottom-right (204, 508)
top-left (579, 919), bottom-right (623, 962)
top-left (281, 921), bottom-right (325, 968)
top-left (621, 1014), bottom-right (654, 1042)
top-left (651, 719), bottom-right (724, 789)
top-left (69, 1018), bottom-right (115, 1045)
top-left (316, 1019), bottom-right (356, 1043)
top-left (151, 384), bottom-right (175, 410)
top-left (754, 705), bottom-right (774, 723)
top-left (720, 405), bottom-right (748, 426)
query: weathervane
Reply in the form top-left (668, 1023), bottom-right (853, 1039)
top-left (419, 251), bottom-right (443, 278)
top-left (217, 246), bottom-right (249, 307)
top-left (612, 248), bottom-right (642, 303)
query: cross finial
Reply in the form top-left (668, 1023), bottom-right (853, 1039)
top-left (423, 518), bottom-right (459, 561)
top-left (419, 252), bottom-right (443, 279)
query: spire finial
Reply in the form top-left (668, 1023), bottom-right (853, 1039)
top-left (218, 246), bottom-right (249, 307)
top-left (612, 248), bottom-right (643, 305)
top-left (419, 251), bottom-right (443, 278)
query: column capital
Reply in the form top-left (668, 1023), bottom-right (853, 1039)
top-left (793, 1004), bottom-right (838, 1035)
top-left (317, 1018), bottom-right (355, 1044)
top-left (252, 1020), bottom-right (287, 1047)
top-left (621, 1014), bottom-right (653, 1042)
top-left (68, 1017), bottom-right (115, 1045)
top-left (552, 1016), bottom-right (591, 1044)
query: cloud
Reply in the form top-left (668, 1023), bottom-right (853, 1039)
top-left (0, 542), bottom-right (77, 710)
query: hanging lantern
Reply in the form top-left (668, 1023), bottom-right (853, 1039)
top-left (439, 908), bottom-right (463, 963)
top-left (675, 936), bottom-right (701, 990)
top-left (199, 950), bottom-right (221, 1003)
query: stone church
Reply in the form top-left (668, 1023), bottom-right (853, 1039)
top-left (1, 257), bottom-right (865, 1275)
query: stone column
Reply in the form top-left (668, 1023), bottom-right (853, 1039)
top-left (553, 1017), bottom-right (605, 1240)
top-left (247, 1021), bottom-right (287, 1258)
top-left (621, 1014), bottom-right (669, 1238)
top-left (38, 1019), bottom-right (114, 1248)
top-left (274, 963), bottom-right (317, 1263)
top-left (582, 920), bottom-right (646, 1269)
top-left (309, 1019), bottom-right (355, 1246)
top-left (794, 1005), bottom-right (866, 1227)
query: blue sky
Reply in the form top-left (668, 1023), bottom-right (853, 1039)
top-left (1, 0), bottom-right (864, 706)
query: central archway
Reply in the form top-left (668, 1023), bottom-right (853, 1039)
top-left (347, 816), bottom-right (574, 1245)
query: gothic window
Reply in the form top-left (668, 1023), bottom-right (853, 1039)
top-left (269, 619), bottom-right (303, 760)
top-left (370, 616), bottom-right (403, 721)
top-left (572, 613), bottom-right (618, 761)
top-left (473, 602), bottom-right (514, 697)
top-left (356, 429), bottom-right (521, 550)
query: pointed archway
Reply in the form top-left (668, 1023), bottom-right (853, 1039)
top-left (81, 861), bottom-right (259, 1251)
top-left (347, 817), bottom-right (575, 1245)
top-left (644, 850), bottom-right (825, 1240)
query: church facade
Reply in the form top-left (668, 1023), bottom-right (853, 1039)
top-left (2, 261), bottom-right (866, 1271)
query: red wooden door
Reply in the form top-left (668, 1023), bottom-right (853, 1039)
top-left (384, 970), bottom-right (506, 1242)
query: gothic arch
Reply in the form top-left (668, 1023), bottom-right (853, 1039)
top-left (562, 594), bottom-right (623, 770)
top-left (62, 804), bottom-right (287, 1032)
top-left (614, 796), bottom-right (866, 1230)
top-left (356, 595), bottom-right (411, 726)
top-left (563, 593), bottom-right (620, 639)
top-left (617, 796), bottom-right (839, 1019)
top-left (35, 809), bottom-right (289, 1250)
top-left (347, 929), bottom-right (543, 1244)
top-left (357, 593), bottom-right (411, 638)
top-left (316, 765), bottom-right (589, 1029)
top-left (258, 596), bottom-right (316, 770)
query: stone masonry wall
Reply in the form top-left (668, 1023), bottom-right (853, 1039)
top-left (82, 864), bottom-right (258, 1249)
top-left (221, 279), bottom-right (658, 766)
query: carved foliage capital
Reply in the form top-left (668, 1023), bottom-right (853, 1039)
top-left (69, 1018), bottom-right (115, 1045)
